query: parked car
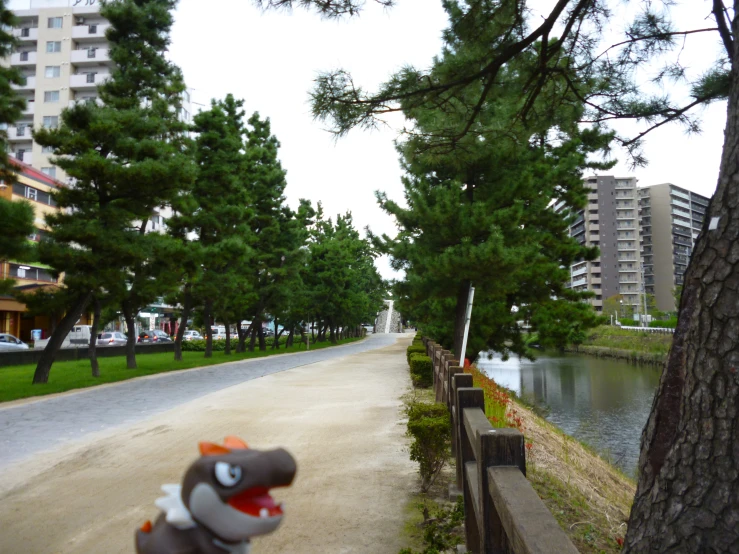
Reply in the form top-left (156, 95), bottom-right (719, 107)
top-left (137, 330), bottom-right (173, 343)
top-left (183, 330), bottom-right (202, 341)
top-left (96, 332), bottom-right (128, 347)
top-left (0, 333), bottom-right (29, 351)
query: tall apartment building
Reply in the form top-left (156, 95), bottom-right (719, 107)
top-left (4, 0), bottom-right (192, 188)
top-left (638, 184), bottom-right (710, 312)
top-left (561, 175), bottom-right (642, 314)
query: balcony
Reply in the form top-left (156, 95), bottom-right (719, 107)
top-left (10, 51), bottom-right (37, 66)
top-left (72, 23), bottom-right (111, 41)
top-left (572, 277), bottom-right (588, 287)
top-left (674, 237), bottom-right (692, 248)
top-left (615, 181), bottom-right (635, 189)
top-left (671, 188), bottom-right (690, 200)
top-left (21, 101), bottom-right (35, 115)
top-left (71, 48), bottom-right (111, 65)
top-left (590, 277), bottom-right (602, 285)
top-left (12, 27), bottom-right (38, 43)
top-left (7, 126), bottom-right (32, 141)
top-left (572, 266), bottom-right (588, 278)
top-left (70, 73), bottom-right (110, 91)
top-left (671, 198), bottom-right (691, 210)
top-left (10, 151), bottom-right (32, 166)
top-left (11, 75), bottom-right (35, 91)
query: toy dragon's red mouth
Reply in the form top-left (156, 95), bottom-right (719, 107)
top-left (228, 486), bottom-right (283, 518)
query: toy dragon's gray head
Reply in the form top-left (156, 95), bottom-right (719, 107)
top-left (180, 437), bottom-right (297, 542)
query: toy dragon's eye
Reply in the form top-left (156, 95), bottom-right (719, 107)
top-left (214, 462), bottom-right (242, 487)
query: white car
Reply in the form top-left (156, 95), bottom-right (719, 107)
top-left (97, 332), bottom-right (128, 346)
top-left (0, 333), bottom-right (30, 350)
top-left (183, 330), bottom-right (203, 341)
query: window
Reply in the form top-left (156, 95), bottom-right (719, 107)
top-left (42, 145), bottom-right (54, 154)
top-left (25, 186), bottom-right (37, 201)
top-left (42, 116), bottom-right (58, 128)
top-left (20, 28), bottom-right (30, 37)
top-left (44, 90), bottom-right (60, 103)
top-left (45, 66), bottom-right (61, 78)
top-left (89, 24), bottom-right (98, 34)
top-left (41, 167), bottom-right (56, 178)
top-left (46, 41), bottom-right (61, 53)
top-left (86, 72), bottom-right (96, 83)
top-left (87, 47), bottom-right (96, 58)
top-left (48, 17), bottom-right (63, 29)
top-left (16, 124), bottom-right (26, 137)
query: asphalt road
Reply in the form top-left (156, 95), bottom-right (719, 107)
top-left (0, 333), bottom-right (401, 470)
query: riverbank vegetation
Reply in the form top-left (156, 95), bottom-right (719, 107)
top-left (0, 336), bottom-right (363, 403)
top-left (570, 326), bottom-right (673, 365)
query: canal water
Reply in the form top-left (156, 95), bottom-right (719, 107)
top-left (476, 352), bottom-right (662, 476)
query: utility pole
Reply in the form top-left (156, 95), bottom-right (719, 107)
top-left (459, 286), bottom-right (476, 365)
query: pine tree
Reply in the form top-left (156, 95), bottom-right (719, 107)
top-left (178, 95), bottom-right (253, 358)
top-left (31, 0), bottom-right (196, 383)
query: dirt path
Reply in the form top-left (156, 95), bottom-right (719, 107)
top-left (0, 334), bottom-right (416, 553)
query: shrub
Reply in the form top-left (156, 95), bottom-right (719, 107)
top-left (650, 319), bottom-right (678, 328)
top-left (618, 318), bottom-right (638, 327)
top-left (182, 339), bottom-right (226, 352)
top-left (406, 401), bottom-right (451, 493)
top-left (407, 344), bottom-right (426, 365)
top-left (409, 354), bottom-right (433, 388)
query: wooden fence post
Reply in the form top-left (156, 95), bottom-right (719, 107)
top-left (436, 350), bottom-right (450, 402)
top-left (457, 388), bottom-right (485, 550)
top-left (447, 365), bottom-right (463, 409)
top-left (479, 427), bottom-right (526, 553)
top-left (451, 373), bottom-right (473, 468)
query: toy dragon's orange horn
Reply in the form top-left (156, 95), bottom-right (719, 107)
top-left (199, 442), bottom-right (231, 456)
top-left (224, 436), bottom-right (249, 450)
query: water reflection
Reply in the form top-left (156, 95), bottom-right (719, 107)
top-left (476, 352), bottom-right (661, 476)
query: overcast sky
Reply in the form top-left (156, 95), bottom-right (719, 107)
top-left (169, 1), bottom-right (726, 278)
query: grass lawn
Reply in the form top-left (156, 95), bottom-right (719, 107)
top-left (0, 336), bottom-right (363, 404)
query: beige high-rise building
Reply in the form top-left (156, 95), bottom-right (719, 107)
top-left (4, 0), bottom-right (192, 184)
top-left (638, 184), bottom-right (710, 312)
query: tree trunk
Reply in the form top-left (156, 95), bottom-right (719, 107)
top-left (453, 280), bottom-right (471, 361)
top-left (624, 18), bottom-right (739, 551)
top-left (329, 320), bottom-right (337, 345)
top-left (236, 321), bottom-right (248, 353)
top-left (122, 300), bottom-right (137, 370)
top-left (173, 287), bottom-right (192, 362)
top-left (224, 317), bottom-right (231, 355)
top-left (204, 299), bottom-right (213, 358)
top-left (89, 297), bottom-right (101, 378)
top-left (249, 323), bottom-right (257, 352)
top-left (272, 320), bottom-right (279, 349)
top-left (258, 325), bottom-right (266, 351)
top-left (286, 327), bottom-right (294, 348)
top-left (32, 291), bottom-right (93, 384)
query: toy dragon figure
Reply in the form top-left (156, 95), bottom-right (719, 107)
top-left (136, 437), bottom-right (297, 554)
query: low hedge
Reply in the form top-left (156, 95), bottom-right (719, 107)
top-left (407, 344), bottom-right (426, 365)
top-left (409, 353), bottom-right (433, 388)
top-left (406, 400), bottom-right (450, 492)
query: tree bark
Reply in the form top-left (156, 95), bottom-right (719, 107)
top-left (32, 291), bottom-right (93, 384)
top-left (224, 317), bottom-right (231, 355)
top-left (122, 300), bottom-right (137, 370)
top-left (203, 299), bottom-right (213, 358)
top-left (624, 15), bottom-right (739, 551)
top-left (453, 280), bottom-right (470, 360)
top-left (286, 327), bottom-right (294, 348)
top-left (173, 287), bottom-right (192, 362)
top-left (89, 297), bottom-right (101, 378)
top-left (329, 320), bottom-right (337, 344)
top-left (248, 323), bottom-right (257, 352)
top-left (258, 325), bottom-right (266, 351)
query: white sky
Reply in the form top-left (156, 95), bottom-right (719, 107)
top-left (22, 0), bottom-right (724, 279)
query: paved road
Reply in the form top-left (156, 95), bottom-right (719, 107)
top-left (0, 334), bottom-right (401, 469)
